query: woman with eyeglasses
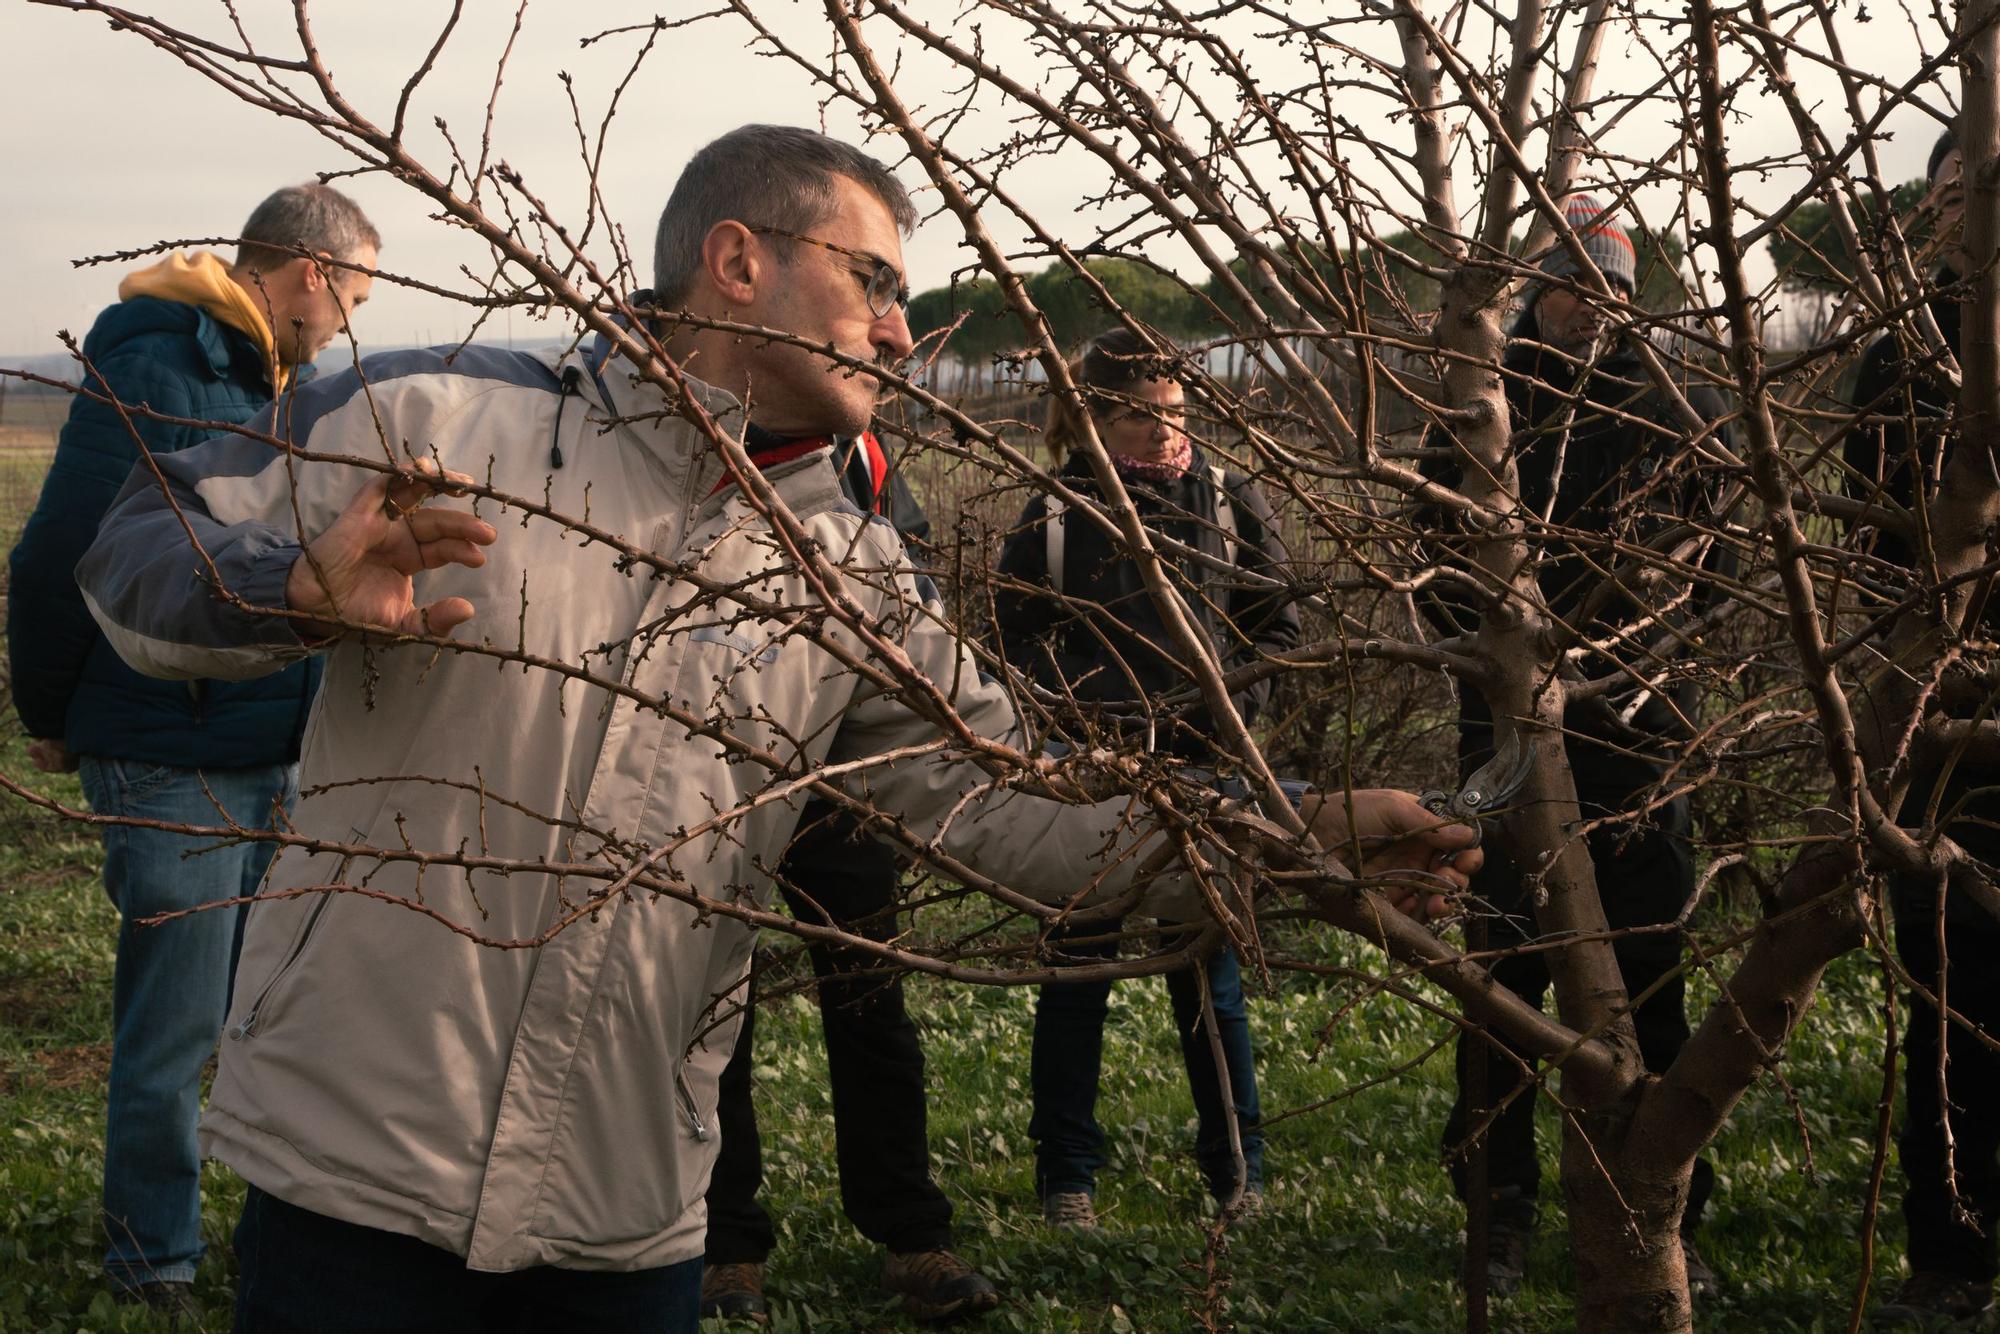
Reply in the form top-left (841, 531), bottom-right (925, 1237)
top-left (991, 327), bottom-right (1300, 1229)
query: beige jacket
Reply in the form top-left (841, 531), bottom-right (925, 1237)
top-left (76, 339), bottom-right (1199, 1272)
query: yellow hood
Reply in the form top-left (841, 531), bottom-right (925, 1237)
top-left (118, 252), bottom-right (286, 389)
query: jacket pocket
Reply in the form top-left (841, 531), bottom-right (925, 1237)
top-left (228, 893), bottom-right (336, 1041)
top-left (94, 756), bottom-right (181, 807)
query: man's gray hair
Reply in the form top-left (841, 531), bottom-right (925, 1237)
top-left (236, 183), bottom-right (381, 275)
top-left (651, 124), bottom-right (916, 305)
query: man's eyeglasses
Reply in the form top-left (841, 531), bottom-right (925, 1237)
top-left (749, 224), bottom-right (910, 320)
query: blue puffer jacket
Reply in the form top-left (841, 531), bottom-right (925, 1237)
top-left (7, 295), bottom-right (320, 768)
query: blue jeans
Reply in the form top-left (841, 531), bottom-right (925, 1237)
top-left (232, 1186), bottom-right (703, 1332)
top-left (1030, 923), bottom-right (1263, 1200)
top-left (77, 756), bottom-right (296, 1289)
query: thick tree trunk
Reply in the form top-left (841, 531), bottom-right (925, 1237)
top-left (1564, 1100), bottom-right (1694, 1333)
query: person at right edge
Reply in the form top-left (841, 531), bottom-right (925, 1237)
top-left (991, 328), bottom-right (1301, 1229)
top-left (1424, 194), bottom-right (1726, 1300)
top-left (1846, 130), bottom-right (2000, 1332)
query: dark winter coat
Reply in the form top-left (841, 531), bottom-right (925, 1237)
top-left (991, 448), bottom-right (1300, 762)
top-left (1841, 291), bottom-right (2000, 914)
top-left (1842, 286), bottom-right (1961, 574)
top-left (1428, 308), bottom-right (1731, 754)
top-left (7, 295), bottom-right (320, 768)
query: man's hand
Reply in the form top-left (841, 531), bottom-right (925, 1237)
top-left (285, 462), bottom-right (497, 639)
top-left (1302, 788), bottom-right (1484, 920)
top-left (27, 739), bottom-right (77, 774)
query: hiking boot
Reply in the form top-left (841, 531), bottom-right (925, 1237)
top-left (882, 1247), bottom-right (1001, 1322)
top-left (1471, 1213), bottom-right (1532, 1298)
top-left (1873, 1272), bottom-right (1995, 1328)
top-left (699, 1261), bottom-right (770, 1324)
top-left (1043, 1189), bottom-right (1099, 1230)
top-left (1217, 1183), bottom-right (1265, 1227)
top-left (1682, 1234), bottom-right (1717, 1299)
top-left (110, 1278), bottom-right (198, 1320)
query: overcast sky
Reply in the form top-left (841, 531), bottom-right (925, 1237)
top-left (0, 1), bottom-right (1956, 359)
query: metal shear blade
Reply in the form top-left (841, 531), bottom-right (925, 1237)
top-left (1418, 733), bottom-right (1533, 837)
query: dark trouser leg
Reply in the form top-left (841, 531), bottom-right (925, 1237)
top-left (233, 1185), bottom-right (500, 1333)
top-left (1615, 937), bottom-right (1714, 1233)
top-left (1583, 759), bottom-right (1710, 1236)
top-left (1165, 943), bottom-right (1264, 1198)
top-left (1031, 923), bottom-right (1120, 1198)
top-left (518, 1254), bottom-right (703, 1331)
top-left (783, 815), bottom-right (953, 1254)
top-left (233, 1186), bottom-right (700, 1334)
top-left (702, 978), bottom-right (775, 1265)
top-left (1896, 889), bottom-right (2000, 1283)
top-left (1444, 832), bottom-right (1549, 1222)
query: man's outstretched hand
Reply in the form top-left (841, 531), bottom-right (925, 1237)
top-left (1301, 788), bottom-right (1484, 920)
top-left (285, 461), bottom-right (497, 640)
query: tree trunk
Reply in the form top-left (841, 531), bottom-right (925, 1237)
top-left (1563, 1098), bottom-right (1694, 1332)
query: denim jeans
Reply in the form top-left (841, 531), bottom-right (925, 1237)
top-left (77, 756), bottom-right (296, 1289)
top-left (1031, 924), bottom-right (1263, 1201)
top-left (233, 1186), bottom-right (703, 1332)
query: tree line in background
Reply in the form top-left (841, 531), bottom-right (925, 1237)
top-left (904, 214), bottom-right (1869, 393)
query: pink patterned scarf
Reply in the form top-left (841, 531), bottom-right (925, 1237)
top-left (1107, 435), bottom-right (1193, 483)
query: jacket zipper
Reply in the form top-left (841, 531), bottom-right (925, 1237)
top-left (675, 1069), bottom-right (712, 1142)
top-left (228, 894), bottom-right (333, 1040)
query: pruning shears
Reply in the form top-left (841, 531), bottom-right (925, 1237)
top-left (1417, 733), bottom-right (1534, 845)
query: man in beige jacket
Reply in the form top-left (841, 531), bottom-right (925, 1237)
top-left (77, 124), bottom-right (1477, 1331)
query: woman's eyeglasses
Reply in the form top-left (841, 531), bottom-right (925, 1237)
top-left (749, 225), bottom-right (910, 319)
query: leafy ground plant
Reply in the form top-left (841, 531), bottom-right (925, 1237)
top-left (0, 745), bottom-right (1923, 1332)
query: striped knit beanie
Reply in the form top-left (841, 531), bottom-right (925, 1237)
top-left (1537, 194), bottom-right (1636, 293)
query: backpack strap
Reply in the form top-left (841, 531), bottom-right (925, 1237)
top-left (1044, 494), bottom-right (1067, 596)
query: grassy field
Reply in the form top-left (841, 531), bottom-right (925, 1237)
top-left (0, 768), bottom-right (1917, 1332)
top-left (0, 387), bottom-right (67, 446)
top-left (0, 425), bottom-right (1921, 1332)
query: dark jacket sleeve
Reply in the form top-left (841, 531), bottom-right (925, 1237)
top-left (1842, 336), bottom-right (1915, 532)
top-left (1839, 333), bottom-right (1946, 587)
top-left (6, 344), bottom-right (202, 739)
top-left (1410, 423), bottom-right (1482, 640)
top-left (991, 491), bottom-right (1058, 682)
top-left (1220, 475), bottom-right (1299, 724)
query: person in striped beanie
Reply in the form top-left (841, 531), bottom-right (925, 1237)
top-left (1432, 185), bottom-right (1729, 1303)
top-left (1528, 193), bottom-right (1637, 352)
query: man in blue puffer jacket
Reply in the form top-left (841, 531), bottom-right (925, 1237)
top-left (6, 182), bottom-right (377, 1311)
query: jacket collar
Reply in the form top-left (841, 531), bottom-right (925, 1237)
top-left (192, 309), bottom-right (253, 381)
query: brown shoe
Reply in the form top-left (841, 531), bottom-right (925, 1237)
top-left (1682, 1235), bottom-right (1717, 1300)
top-left (1043, 1189), bottom-right (1099, 1230)
top-left (110, 1279), bottom-right (198, 1321)
top-left (700, 1261), bottom-right (769, 1324)
top-left (882, 1248), bottom-right (1001, 1322)
top-left (1475, 1214), bottom-right (1532, 1298)
top-left (1873, 1271), bottom-right (1995, 1328)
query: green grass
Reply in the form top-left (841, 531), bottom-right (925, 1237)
top-left (0, 732), bottom-right (1923, 1331)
